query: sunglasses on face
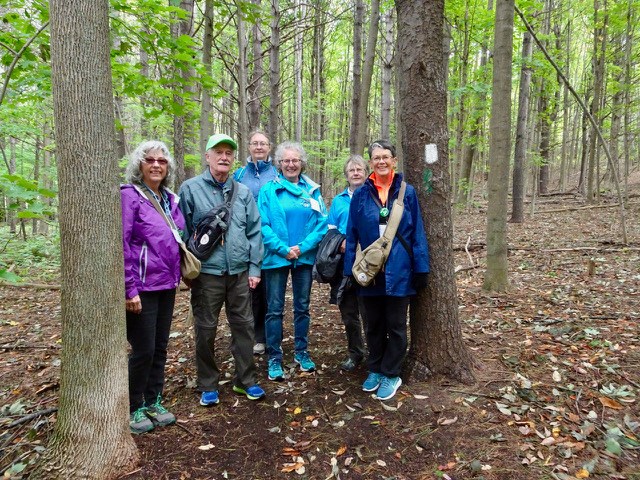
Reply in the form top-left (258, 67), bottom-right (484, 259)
top-left (143, 157), bottom-right (168, 166)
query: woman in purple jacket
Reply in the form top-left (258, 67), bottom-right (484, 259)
top-left (121, 140), bottom-right (185, 434)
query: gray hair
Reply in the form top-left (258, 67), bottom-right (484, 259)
top-left (273, 141), bottom-right (308, 173)
top-left (343, 154), bottom-right (369, 178)
top-left (125, 140), bottom-right (176, 188)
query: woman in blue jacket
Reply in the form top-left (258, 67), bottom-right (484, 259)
top-left (257, 141), bottom-right (328, 381)
top-left (343, 139), bottom-right (430, 401)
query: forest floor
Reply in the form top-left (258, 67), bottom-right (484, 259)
top-left (1, 189), bottom-right (640, 480)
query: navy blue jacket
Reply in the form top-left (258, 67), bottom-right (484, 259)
top-left (343, 173), bottom-right (429, 297)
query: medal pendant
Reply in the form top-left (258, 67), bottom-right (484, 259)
top-left (380, 207), bottom-right (390, 218)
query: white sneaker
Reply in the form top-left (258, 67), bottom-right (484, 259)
top-left (253, 343), bottom-right (266, 355)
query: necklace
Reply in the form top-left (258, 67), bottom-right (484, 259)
top-left (379, 207), bottom-right (390, 218)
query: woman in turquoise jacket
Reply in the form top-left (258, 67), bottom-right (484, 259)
top-left (257, 141), bottom-right (328, 381)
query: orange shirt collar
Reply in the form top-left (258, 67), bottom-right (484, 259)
top-left (370, 171), bottom-right (395, 205)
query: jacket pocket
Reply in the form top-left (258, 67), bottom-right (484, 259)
top-left (139, 242), bottom-right (148, 284)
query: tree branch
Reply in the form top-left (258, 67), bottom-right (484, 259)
top-left (0, 21), bottom-right (50, 107)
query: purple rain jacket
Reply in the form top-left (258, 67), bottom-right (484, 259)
top-left (121, 184), bottom-right (186, 299)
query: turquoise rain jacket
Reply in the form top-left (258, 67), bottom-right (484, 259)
top-left (257, 174), bottom-right (328, 270)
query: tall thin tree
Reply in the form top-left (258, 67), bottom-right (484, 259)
top-left (483, 0), bottom-right (514, 292)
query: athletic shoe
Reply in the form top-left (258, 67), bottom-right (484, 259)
top-left (268, 358), bottom-right (284, 381)
top-left (130, 407), bottom-right (154, 434)
top-left (253, 343), bottom-right (266, 355)
top-left (362, 372), bottom-right (383, 392)
top-left (145, 395), bottom-right (176, 427)
top-left (294, 351), bottom-right (316, 372)
top-left (375, 376), bottom-right (402, 401)
top-left (233, 384), bottom-right (266, 400)
top-left (199, 391), bottom-right (220, 406)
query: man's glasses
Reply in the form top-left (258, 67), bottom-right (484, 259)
top-left (281, 159), bottom-right (301, 165)
top-left (143, 157), bottom-right (168, 166)
top-left (250, 141), bottom-right (270, 147)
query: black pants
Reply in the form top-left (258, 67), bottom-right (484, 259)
top-left (251, 277), bottom-right (267, 344)
top-left (330, 278), bottom-right (366, 361)
top-left (361, 295), bottom-right (410, 378)
top-left (126, 289), bottom-right (176, 412)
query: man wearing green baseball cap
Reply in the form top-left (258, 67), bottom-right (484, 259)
top-left (178, 133), bottom-right (266, 407)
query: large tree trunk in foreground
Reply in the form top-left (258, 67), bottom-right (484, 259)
top-left (34, 0), bottom-right (137, 477)
top-left (396, 0), bottom-right (475, 384)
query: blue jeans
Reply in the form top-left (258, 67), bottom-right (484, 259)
top-left (264, 265), bottom-right (313, 362)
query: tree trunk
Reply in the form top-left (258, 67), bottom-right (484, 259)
top-left (380, 9), bottom-right (394, 139)
top-left (247, 0), bottom-right (264, 132)
top-left (33, 0), bottom-right (138, 476)
top-left (510, 31), bottom-right (532, 223)
top-left (293, 0), bottom-right (304, 142)
top-left (586, 0), bottom-right (606, 203)
top-left (236, 6), bottom-right (250, 159)
top-left (348, 0), bottom-right (364, 154)
top-left (559, 18), bottom-right (571, 192)
top-left (267, 0), bottom-right (281, 145)
top-left (171, 0), bottom-right (194, 190)
top-left (396, 0), bottom-right (475, 384)
top-left (199, 0), bottom-right (214, 164)
top-left (353, 0), bottom-right (380, 154)
top-left (483, 0), bottom-right (514, 292)
top-left (8, 136), bottom-right (17, 234)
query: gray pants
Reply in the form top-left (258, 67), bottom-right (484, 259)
top-left (191, 271), bottom-right (256, 391)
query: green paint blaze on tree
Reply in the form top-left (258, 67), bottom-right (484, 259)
top-left (422, 168), bottom-right (433, 194)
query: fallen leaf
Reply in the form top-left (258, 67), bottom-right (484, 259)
top-left (336, 445), bottom-right (347, 456)
top-left (293, 406), bottom-right (302, 415)
top-left (552, 370), bottom-right (562, 382)
top-left (376, 459), bottom-right (387, 467)
top-left (576, 468), bottom-right (590, 478)
top-left (413, 394), bottom-right (428, 400)
top-left (438, 461), bottom-right (456, 471)
top-left (599, 396), bottom-right (623, 410)
top-left (437, 416), bottom-right (458, 426)
top-left (198, 444), bottom-right (215, 451)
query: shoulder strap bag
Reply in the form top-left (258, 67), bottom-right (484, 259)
top-left (142, 188), bottom-right (201, 280)
top-left (352, 181), bottom-right (406, 287)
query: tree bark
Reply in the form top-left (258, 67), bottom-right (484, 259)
top-left (380, 10), bottom-right (394, 139)
top-left (33, 0), bottom-right (138, 477)
top-left (510, 31), bottom-right (532, 223)
top-left (396, 0), bottom-right (475, 384)
top-left (247, 0), bottom-right (264, 133)
top-left (267, 0), bottom-right (281, 145)
top-left (199, 0), bottom-right (214, 164)
top-left (483, 0), bottom-right (514, 292)
top-left (353, 0), bottom-right (380, 154)
top-left (348, 0), bottom-right (364, 154)
top-left (236, 5), bottom-right (250, 159)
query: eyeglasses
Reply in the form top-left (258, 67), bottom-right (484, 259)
top-left (250, 141), bottom-right (270, 147)
top-left (371, 155), bottom-right (394, 163)
top-left (281, 159), bottom-right (301, 165)
top-left (143, 157), bottom-right (168, 166)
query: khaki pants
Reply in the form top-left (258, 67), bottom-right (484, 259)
top-left (191, 271), bottom-right (256, 391)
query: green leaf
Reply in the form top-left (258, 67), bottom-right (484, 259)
top-left (605, 437), bottom-right (622, 456)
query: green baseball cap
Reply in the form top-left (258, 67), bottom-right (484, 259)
top-left (206, 133), bottom-right (237, 151)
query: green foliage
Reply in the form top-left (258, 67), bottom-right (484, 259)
top-left (0, 174), bottom-right (56, 219)
top-left (0, 225), bottom-right (61, 283)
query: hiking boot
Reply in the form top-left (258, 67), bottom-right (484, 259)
top-left (145, 395), bottom-right (176, 427)
top-left (253, 343), bottom-right (266, 355)
top-left (130, 407), bottom-right (154, 434)
top-left (340, 357), bottom-right (361, 372)
top-left (294, 351), bottom-right (316, 372)
top-left (233, 384), bottom-right (266, 401)
top-left (375, 376), bottom-right (402, 401)
top-left (268, 358), bottom-right (284, 381)
top-left (199, 391), bottom-right (220, 406)
top-left (362, 372), bottom-right (383, 392)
